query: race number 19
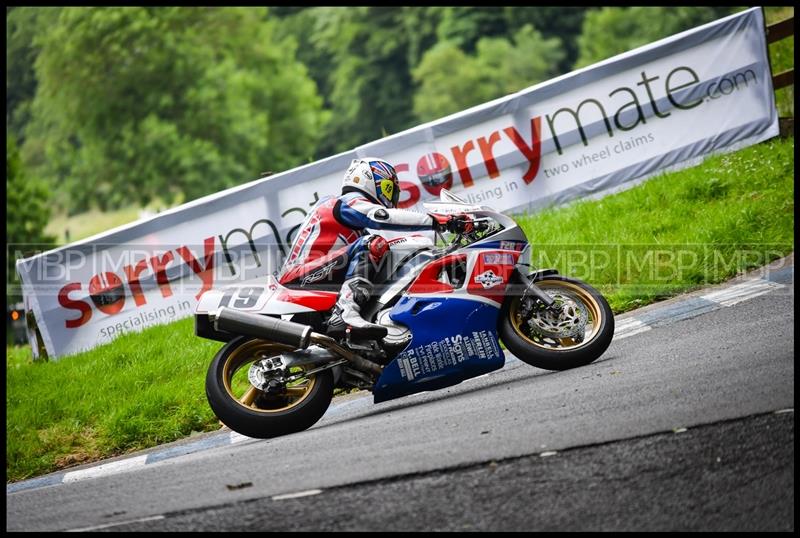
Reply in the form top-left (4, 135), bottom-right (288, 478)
top-left (218, 287), bottom-right (266, 309)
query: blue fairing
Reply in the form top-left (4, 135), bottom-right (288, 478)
top-left (373, 296), bottom-right (505, 404)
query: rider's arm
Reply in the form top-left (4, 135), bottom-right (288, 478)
top-left (335, 195), bottom-right (436, 231)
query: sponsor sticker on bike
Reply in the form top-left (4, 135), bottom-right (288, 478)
top-left (500, 241), bottom-right (524, 251)
top-left (396, 330), bottom-right (501, 381)
top-left (474, 270), bottom-right (504, 289)
top-left (482, 253), bottom-right (516, 265)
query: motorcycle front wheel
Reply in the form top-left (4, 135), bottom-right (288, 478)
top-left (205, 336), bottom-right (334, 439)
top-left (499, 275), bottom-right (614, 371)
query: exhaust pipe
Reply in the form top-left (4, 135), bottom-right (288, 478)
top-left (211, 307), bottom-right (382, 376)
top-left (212, 307), bottom-right (311, 348)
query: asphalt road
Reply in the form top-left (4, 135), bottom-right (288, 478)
top-left (6, 262), bottom-right (794, 532)
top-left (84, 411), bottom-right (796, 532)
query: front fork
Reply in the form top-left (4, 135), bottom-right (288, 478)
top-left (507, 267), bottom-right (561, 311)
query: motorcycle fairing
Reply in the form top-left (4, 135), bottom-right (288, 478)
top-left (402, 247), bottom-right (521, 305)
top-left (194, 275), bottom-right (338, 342)
top-left (195, 275), bottom-right (337, 316)
top-left (372, 296), bottom-right (505, 403)
top-left (372, 241), bottom-right (521, 402)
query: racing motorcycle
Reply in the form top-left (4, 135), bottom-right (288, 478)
top-left (195, 189), bottom-right (614, 439)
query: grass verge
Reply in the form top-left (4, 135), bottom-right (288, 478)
top-left (44, 206), bottom-right (144, 245)
top-left (6, 136), bottom-right (794, 483)
top-left (516, 136), bottom-right (794, 312)
top-left (7, 318), bottom-right (224, 482)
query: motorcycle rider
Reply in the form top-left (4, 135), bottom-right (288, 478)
top-left (278, 157), bottom-right (473, 338)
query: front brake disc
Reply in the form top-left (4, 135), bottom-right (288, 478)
top-left (526, 291), bottom-right (588, 339)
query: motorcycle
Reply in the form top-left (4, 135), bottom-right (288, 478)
top-left (195, 189), bottom-right (614, 439)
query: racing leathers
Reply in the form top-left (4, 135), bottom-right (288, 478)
top-left (277, 191), bottom-right (436, 337)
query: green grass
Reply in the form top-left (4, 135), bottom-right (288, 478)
top-left (44, 196), bottom-right (178, 244)
top-left (6, 136), bottom-right (795, 483)
top-left (45, 206), bottom-right (145, 244)
top-left (516, 136), bottom-right (794, 313)
top-left (6, 318), bottom-right (225, 482)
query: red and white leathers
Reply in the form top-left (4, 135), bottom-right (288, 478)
top-left (278, 191), bottom-right (435, 288)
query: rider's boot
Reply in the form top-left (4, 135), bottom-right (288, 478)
top-left (327, 277), bottom-right (388, 340)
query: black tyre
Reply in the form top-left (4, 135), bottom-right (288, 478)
top-left (205, 336), bottom-right (334, 439)
top-left (499, 275), bottom-right (614, 371)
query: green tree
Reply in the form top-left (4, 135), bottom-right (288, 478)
top-left (6, 135), bottom-right (55, 300)
top-left (574, 7), bottom-right (740, 69)
top-left (22, 7), bottom-right (328, 214)
top-left (436, 7), bottom-right (509, 54)
top-left (482, 25), bottom-right (565, 93)
top-left (502, 7), bottom-right (595, 74)
top-left (271, 7), bottom-right (581, 157)
top-left (275, 7), bottom-right (447, 158)
top-left (309, 7), bottom-right (418, 157)
top-left (411, 42), bottom-right (486, 123)
top-left (413, 25), bottom-right (564, 122)
top-left (6, 7), bottom-right (61, 145)
top-left (273, 7), bottom-right (336, 108)
top-left (401, 6), bottom-right (447, 71)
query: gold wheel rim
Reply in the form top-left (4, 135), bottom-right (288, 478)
top-left (510, 280), bottom-right (603, 351)
top-left (222, 340), bottom-right (318, 414)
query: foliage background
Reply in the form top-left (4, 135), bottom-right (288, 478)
top-left (5, 6), bottom-right (792, 284)
top-left (8, 6), bottom-right (757, 219)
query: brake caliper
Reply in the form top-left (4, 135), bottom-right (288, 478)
top-left (248, 356), bottom-right (286, 393)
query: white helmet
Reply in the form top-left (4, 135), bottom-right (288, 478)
top-left (342, 157), bottom-right (400, 208)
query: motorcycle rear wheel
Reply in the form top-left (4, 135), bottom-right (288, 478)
top-left (499, 276), bottom-right (614, 371)
top-left (206, 336), bottom-right (334, 439)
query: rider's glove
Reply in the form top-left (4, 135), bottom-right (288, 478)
top-left (430, 214), bottom-right (474, 234)
top-left (449, 214), bottom-right (474, 234)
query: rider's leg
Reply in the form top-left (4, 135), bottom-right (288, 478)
top-left (327, 235), bottom-right (389, 338)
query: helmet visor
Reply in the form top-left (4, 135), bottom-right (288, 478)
top-left (370, 160), bottom-right (400, 207)
top-left (377, 178), bottom-right (400, 208)
top-left (391, 180), bottom-right (400, 207)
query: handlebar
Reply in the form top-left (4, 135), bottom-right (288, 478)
top-left (432, 216), bottom-right (496, 252)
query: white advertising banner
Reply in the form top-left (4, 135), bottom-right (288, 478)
top-left (15, 7), bottom-right (779, 358)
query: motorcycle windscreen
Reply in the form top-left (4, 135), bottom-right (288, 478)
top-left (373, 296), bottom-right (505, 404)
